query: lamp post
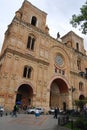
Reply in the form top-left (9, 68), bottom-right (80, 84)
top-left (69, 86), bottom-right (75, 130)
top-left (69, 86), bottom-right (75, 109)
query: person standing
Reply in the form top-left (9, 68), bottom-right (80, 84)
top-left (54, 107), bottom-right (59, 119)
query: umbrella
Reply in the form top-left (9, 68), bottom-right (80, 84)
top-left (16, 101), bottom-right (21, 105)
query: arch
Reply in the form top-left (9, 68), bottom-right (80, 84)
top-left (47, 75), bottom-right (70, 90)
top-left (31, 16), bottom-right (37, 26)
top-left (76, 42), bottom-right (79, 51)
top-left (79, 94), bottom-right (85, 100)
top-left (48, 76), bottom-right (70, 110)
top-left (50, 45), bottom-right (70, 62)
top-left (27, 36), bottom-right (35, 50)
top-left (51, 78), bottom-right (68, 93)
top-left (49, 46), bottom-right (71, 70)
top-left (16, 84), bottom-right (33, 109)
top-left (23, 65), bottom-right (33, 78)
top-left (15, 81), bottom-right (36, 94)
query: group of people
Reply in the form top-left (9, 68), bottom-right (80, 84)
top-left (12, 104), bottom-right (61, 119)
top-left (12, 104), bottom-right (40, 118)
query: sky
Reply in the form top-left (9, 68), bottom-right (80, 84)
top-left (0, 0), bottom-right (87, 51)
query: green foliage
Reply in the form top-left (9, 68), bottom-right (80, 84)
top-left (70, 1), bottom-right (87, 34)
top-left (65, 120), bottom-right (82, 130)
top-left (74, 117), bottom-right (87, 130)
top-left (74, 118), bottom-right (84, 129)
top-left (65, 117), bottom-right (87, 130)
top-left (75, 100), bottom-right (87, 110)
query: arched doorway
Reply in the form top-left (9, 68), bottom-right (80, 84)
top-left (50, 78), bottom-right (68, 110)
top-left (79, 95), bottom-right (85, 100)
top-left (16, 84), bottom-right (33, 109)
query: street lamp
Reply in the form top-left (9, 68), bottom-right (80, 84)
top-left (69, 86), bottom-right (76, 130)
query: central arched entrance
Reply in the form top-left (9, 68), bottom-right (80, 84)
top-left (16, 84), bottom-right (33, 109)
top-left (50, 78), bottom-right (69, 110)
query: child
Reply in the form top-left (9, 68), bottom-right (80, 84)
top-left (35, 109), bottom-right (40, 118)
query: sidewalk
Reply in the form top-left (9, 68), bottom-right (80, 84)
top-left (0, 114), bottom-right (71, 130)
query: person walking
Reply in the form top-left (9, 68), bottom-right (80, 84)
top-left (35, 109), bottom-right (40, 118)
top-left (12, 104), bottom-right (18, 117)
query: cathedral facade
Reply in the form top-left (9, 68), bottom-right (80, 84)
top-left (0, 0), bottom-right (87, 111)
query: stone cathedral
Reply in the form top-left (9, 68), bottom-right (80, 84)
top-left (0, 0), bottom-right (87, 111)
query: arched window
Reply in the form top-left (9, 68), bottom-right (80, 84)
top-left (79, 82), bottom-right (83, 91)
top-left (23, 66), bottom-right (27, 77)
top-left (79, 95), bottom-right (85, 100)
top-left (27, 36), bottom-right (35, 50)
top-left (76, 42), bottom-right (79, 51)
top-left (27, 36), bottom-right (31, 49)
top-left (31, 16), bottom-right (37, 26)
top-left (23, 66), bottom-right (32, 78)
top-left (31, 38), bottom-right (35, 50)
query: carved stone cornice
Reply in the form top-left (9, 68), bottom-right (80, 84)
top-left (0, 48), bottom-right (49, 66)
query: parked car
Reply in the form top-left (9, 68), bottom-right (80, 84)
top-left (36, 107), bottom-right (44, 114)
top-left (26, 107), bottom-right (44, 114)
top-left (26, 107), bottom-right (36, 114)
top-left (48, 108), bottom-right (55, 114)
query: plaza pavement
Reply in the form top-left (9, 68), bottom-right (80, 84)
top-left (0, 114), bottom-right (71, 130)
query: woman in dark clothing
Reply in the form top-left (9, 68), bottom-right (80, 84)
top-left (54, 107), bottom-right (59, 119)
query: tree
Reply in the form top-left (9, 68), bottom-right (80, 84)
top-left (75, 100), bottom-right (87, 111)
top-left (70, 1), bottom-right (87, 34)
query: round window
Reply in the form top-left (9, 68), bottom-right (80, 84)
top-left (55, 55), bottom-right (64, 66)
